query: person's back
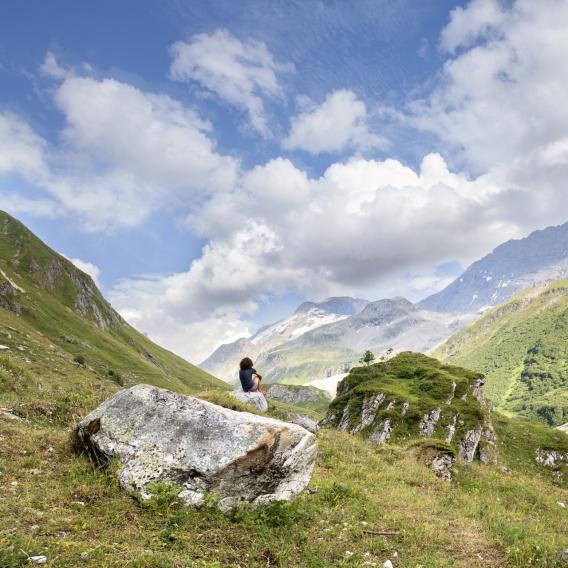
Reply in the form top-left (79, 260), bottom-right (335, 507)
top-left (239, 357), bottom-right (262, 392)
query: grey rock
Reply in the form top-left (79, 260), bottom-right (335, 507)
top-left (30, 557), bottom-right (47, 565)
top-left (459, 429), bottom-right (482, 461)
top-left (430, 454), bottom-right (455, 481)
top-left (351, 393), bottom-right (385, 434)
top-left (401, 402), bottom-right (409, 416)
top-left (265, 383), bottom-right (331, 405)
top-left (337, 405), bottom-right (350, 432)
top-left (229, 391), bottom-right (268, 412)
top-left (559, 549), bottom-right (568, 564)
top-left (535, 448), bottom-right (568, 467)
top-left (446, 415), bottom-right (457, 443)
top-left (419, 408), bottom-right (441, 437)
top-left (369, 420), bottom-right (392, 446)
top-left (290, 415), bottom-right (318, 434)
top-left (76, 385), bottom-right (316, 511)
top-left (471, 378), bottom-right (485, 402)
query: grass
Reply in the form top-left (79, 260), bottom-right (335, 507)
top-left (1, 414), bottom-right (567, 567)
top-left (434, 281), bottom-right (568, 426)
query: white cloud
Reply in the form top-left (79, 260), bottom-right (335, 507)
top-left (283, 90), bottom-right (386, 154)
top-left (439, 0), bottom-right (506, 53)
top-left (113, 152), bottom-right (525, 361)
top-left (67, 257), bottom-right (102, 287)
top-left (170, 29), bottom-right (292, 136)
top-left (1, 61), bottom-right (238, 230)
top-left (411, 0), bottom-right (568, 173)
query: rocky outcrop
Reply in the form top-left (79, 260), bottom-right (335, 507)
top-left (535, 448), bottom-right (568, 468)
top-left (430, 454), bottom-right (455, 482)
top-left (265, 384), bottom-right (331, 406)
top-left (459, 429), bottom-right (482, 461)
top-left (75, 385), bottom-right (316, 511)
top-left (420, 408), bottom-right (441, 437)
top-left (229, 391), bottom-right (268, 412)
top-left (322, 353), bottom-right (494, 466)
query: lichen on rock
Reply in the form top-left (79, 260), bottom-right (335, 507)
top-left (75, 384), bottom-right (317, 511)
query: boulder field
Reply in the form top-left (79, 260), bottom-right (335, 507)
top-left (75, 384), bottom-right (317, 511)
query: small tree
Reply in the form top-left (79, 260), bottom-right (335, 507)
top-left (359, 350), bottom-right (375, 367)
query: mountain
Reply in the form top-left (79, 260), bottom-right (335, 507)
top-left (0, 210), bottom-right (228, 402)
top-left (420, 221), bottom-right (568, 313)
top-left (434, 281), bottom-right (568, 427)
top-left (203, 294), bottom-right (471, 393)
top-left (200, 296), bottom-right (369, 381)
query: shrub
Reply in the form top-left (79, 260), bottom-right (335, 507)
top-left (74, 354), bottom-right (86, 366)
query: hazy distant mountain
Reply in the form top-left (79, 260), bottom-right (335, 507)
top-left (200, 296), bottom-right (369, 381)
top-left (420, 221), bottom-right (568, 313)
top-left (201, 295), bottom-right (469, 392)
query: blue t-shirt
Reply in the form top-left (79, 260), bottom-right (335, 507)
top-left (239, 368), bottom-right (257, 392)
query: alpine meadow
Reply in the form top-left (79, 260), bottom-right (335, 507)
top-left (1, 2), bottom-right (568, 567)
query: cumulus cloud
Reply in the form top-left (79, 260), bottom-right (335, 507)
top-left (1, 60), bottom-right (238, 230)
top-left (170, 29), bottom-right (292, 136)
top-left (283, 90), bottom-right (386, 154)
top-left (113, 152), bottom-right (526, 361)
top-left (412, 0), bottom-right (568, 173)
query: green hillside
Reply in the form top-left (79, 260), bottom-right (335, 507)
top-left (0, 210), bottom-right (228, 413)
top-left (434, 281), bottom-right (568, 426)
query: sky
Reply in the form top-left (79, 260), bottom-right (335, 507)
top-left (2, 0), bottom-right (568, 363)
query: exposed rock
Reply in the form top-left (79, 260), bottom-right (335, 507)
top-left (430, 454), bottom-right (455, 481)
top-left (75, 385), bottom-right (316, 511)
top-left (369, 420), bottom-right (392, 446)
top-left (459, 429), bottom-right (482, 461)
top-left (351, 393), bottom-right (385, 434)
top-left (337, 405), bottom-right (350, 432)
top-left (290, 415), bottom-right (318, 434)
top-left (0, 345), bottom-right (9, 350)
top-left (265, 383), bottom-right (331, 406)
top-left (30, 557), bottom-right (48, 565)
top-left (385, 400), bottom-right (396, 411)
top-left (229, 390), bottom-right (268, 413)
top-left (535, 448), bottom-right (568, 467)
top-left (401, 401), bottom-right (409, 416)
top-left (419, 408), bottom-right (441, 437)
top-left (446, 415), bottom-right (457, 443)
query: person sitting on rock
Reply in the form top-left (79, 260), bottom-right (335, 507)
top-left (239, 357), bottom-right (263, 392)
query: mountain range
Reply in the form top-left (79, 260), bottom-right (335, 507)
top-left (202, 220), bottom-right (568, 401)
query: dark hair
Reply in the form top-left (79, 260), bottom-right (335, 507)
top-left (240, 357), bottom-right (253, 371)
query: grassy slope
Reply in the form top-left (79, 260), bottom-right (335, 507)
top-left (2, 351), bottom-right (567, 566)
top-left (1, 388), bottom-right (567, 567)
top-left (434, 281), bottom-right (568, 426)
top-left (0, 210), bottom-right (227, 394)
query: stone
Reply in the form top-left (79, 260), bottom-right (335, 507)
top-left (459, 429), bottom-right (482, 461)
top-left (383, 560), bottom-right (394, 568)
top-left (535, 448), bottom-right (568, 467)
top-left (351, 393), bottom-right (385, 434)
top-left (30, 557), bottom-right (47, 565)
top-left (229, 390), bottom-right (268, 412)
top-left (419, 408), bottom-right (441, 437)
top-left (430, 454), bottom-right (455, 481)
top-left (290, 415), bottom-right (318, 434)
top-left (369, 420), bottom-right (392, 446)
top-left (75, 385), bottom-right (316, 511)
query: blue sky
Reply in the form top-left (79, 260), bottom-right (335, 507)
top-left (2, 0), bottom-right (568, 362)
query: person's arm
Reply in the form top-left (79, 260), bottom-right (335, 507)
top-left (252, 368), bottom-right (263, 381)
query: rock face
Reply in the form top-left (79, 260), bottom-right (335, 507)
top-left (229, 390), bottom-right (269, 412)
top-left (75, 385), bottom-right (317, 511)
top-left (289, 415), bottom-right (319, 434)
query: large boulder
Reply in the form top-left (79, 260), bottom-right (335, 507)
top-left (75, 385), bottom-right (316, 511)
top-left (229, 390), bottom-right (268, 412)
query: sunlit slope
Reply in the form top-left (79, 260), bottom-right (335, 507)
top-left (435, 281), bottom-right (568, 426)
top-left (0, 210), bottom-right (228, 394)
